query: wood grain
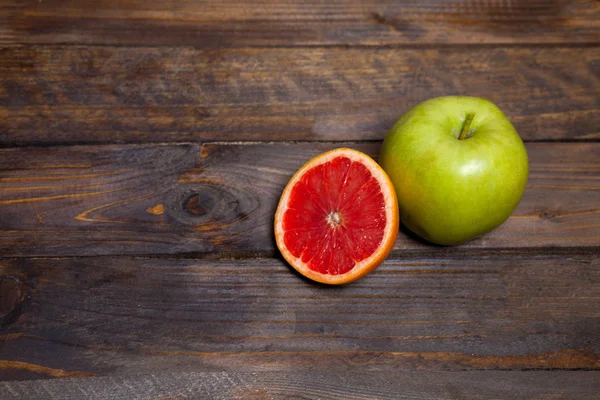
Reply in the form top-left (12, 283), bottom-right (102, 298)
top-left (0, 251), bottom-right (598, 380)
top-left (1, 0), bottom-right (598, 394)
top-left (2, 0), bottom-right (599, 46)
top-left (0, 142), bottom-right (598, 257)
top-left (1, 46), bottom-right (599, 144)
top-left (2, 371), bottom-right (600, 400)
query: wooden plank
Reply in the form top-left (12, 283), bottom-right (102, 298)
top-left (0, 46), bottom-right (599, 144)
top-left (0, 252), bottom-right (598, 380)
top-left (0, 142), bottom-right (598, 257)
top-left (1, 0), bottom-right (599, 46)
top-left (2, 371), bottom-right (600, 400)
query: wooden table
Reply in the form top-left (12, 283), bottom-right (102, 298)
top-left (1, 1), bottom-right (599, 398)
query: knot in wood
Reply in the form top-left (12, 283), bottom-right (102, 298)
top-left (183, 193), bottom-right (214, 216)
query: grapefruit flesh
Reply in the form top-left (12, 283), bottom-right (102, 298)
top-left (275, 148), bottom-right (399, 284)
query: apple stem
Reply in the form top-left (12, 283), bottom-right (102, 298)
top-left (458, 113), bottom-right (475, 140)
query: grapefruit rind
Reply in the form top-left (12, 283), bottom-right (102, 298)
top-left (274, 148), bottom-right (399, 285)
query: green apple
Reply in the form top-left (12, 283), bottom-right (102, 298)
top-left (379, 96), bottom-right (528, 245)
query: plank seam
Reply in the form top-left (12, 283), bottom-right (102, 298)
top-left (1, 138), bottom-right (599, 150)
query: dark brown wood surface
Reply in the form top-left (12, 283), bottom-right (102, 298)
top-left (1, 0), bottom-right (600, 398)
top-left (2, 371), bottom-right (600, 400)
top-left (0, 142), bottom-right (598, 257)
top-left (0, 251), bottom-right (599, 378)
top-left (2, 0), bottom-right (600, 46)
top-left (1, 46), bottom-right (599, 144)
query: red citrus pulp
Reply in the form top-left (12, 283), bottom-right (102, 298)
top-left (274, 148), bottom-right (399, 284)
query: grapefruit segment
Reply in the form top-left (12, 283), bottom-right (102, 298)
top-left (275, 148), bottom-right (399, 284)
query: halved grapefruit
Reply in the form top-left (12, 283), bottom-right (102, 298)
top-left (274, 148), bottom-right (399, 285)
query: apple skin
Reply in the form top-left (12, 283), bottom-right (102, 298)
top-left (379, 96), bottom-right (528, 245)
